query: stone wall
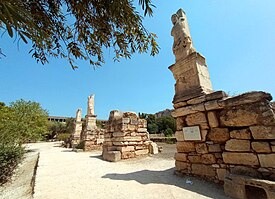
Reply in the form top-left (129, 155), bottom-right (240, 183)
top-left (102, 110), bottom-right (157, 162)
top-left (173, 91), bottom-right (275, 182)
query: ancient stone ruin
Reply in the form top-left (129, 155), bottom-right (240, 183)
top-left (170, 8), bottom-right (275, 199)
top-left (71, 94), bottom-right (105, 151)
top-left (102, 110), bottom-right (158, 162)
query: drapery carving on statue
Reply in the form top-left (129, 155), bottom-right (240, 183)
top-left (171, 9), bottom-right (195, 61)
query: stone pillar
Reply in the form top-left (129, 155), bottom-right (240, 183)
top-left (85, 94), bottom-right (97, 132)
top-left (169, 8), bottom-right (213, 106)
top-left (72, 108), bottom-right (83, 146)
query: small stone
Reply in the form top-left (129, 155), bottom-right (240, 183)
top-left (251, 142), bottom-right (271, 153)
top-left (217, 168), bottom-right (227, 181)
top-left (250, 126), bottom-right (275, 139)
top-left (225, 139), bottom-right (251, 152)
top-left (186, 112), bottom-right (209, 129)
top-left (207, 111), bottom-right (219, 128)
top-left (175, 161), bottom-right (188, 171)
top-left (208, 144), bottom-right (221, 152)
top-left (191, 164), bottom-right (216, 177)
top-left (230, 129), bottom-right (251, 139)
top-left (201, 154), bottom-right (216, 164)
top-left (188, 155), bottom-right (202, 163)
top-left (208, 128), bottom-right (230, 143)
top-left (174, 153), bottom-right (187, 162)
top-left (258, 154), bottom-right (275, 168)
top-left (204, 100), bottom-right (223, 111)
top-left (176, 141), bottom-right (196, 153)
top-left (103, 151), bottom-right (121, 162)
top-left (195, 143), bottom-right (208, 154)
top-left (176, 117), bottom-right (185, 131)
top-left (121, 151), bottom-right (135, 159)
top-left (271, 145), bottom-right (275, 152)
top-left (135, 149), bottom-right (149, 156)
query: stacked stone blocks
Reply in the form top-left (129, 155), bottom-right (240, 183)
top-left (103, 110), bottom-right (153, 162)
top-left (173, 91), bottom-right (275, 183)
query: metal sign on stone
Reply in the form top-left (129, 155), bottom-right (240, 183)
top-left (183, 126), bottom-right (201, 141)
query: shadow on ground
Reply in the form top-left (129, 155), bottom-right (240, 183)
top-left (102, 168), bottom-right (229, 199)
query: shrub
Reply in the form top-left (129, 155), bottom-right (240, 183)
top-left (56, 133), bottom-right (71, 142)
top-left (0, 145), bottom-right (24, 185)
top-left (76, 141), bottom-right (85, 149)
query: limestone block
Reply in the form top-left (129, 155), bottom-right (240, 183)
top-left (207, 128), bottom-right (229, 143)
top-left (149, 142), bottom-right (158, 154)
top-left (195, 143), bottom-right (208, 154)
top-left (138, 119), bottom-right (147, 128)
top-left (96, 138), bottom-right (104, 145)
top-left (201, 130), bottom-right (208, 141)
top-left (250, 126), bottom-right (275, 139)
top-left (135, 145), bottom-right (147, 150)
top-left (113, 141), bottom-right (128, 146)
top-left (207, 111), bottom-right (219, 128)
top-left (113, 132), bottom-right (127, 137)
top-left (176, 117), bottom-right (185, 131)
top-left (175, 161), bottom-right (188, 171)
top-left (103, 141), bottom-right (113, 147)
top-left (173, 101), bottom-right (188, 109)
top-left (225, 139), bottom-right (251, 152)
top-left (121, 151), bottom-right (135, 159)
top-left (220, 101), bottom-right (275, 127)
top-left (124, 136), bottom-right (142, 141)
top-left (187, 95), bottom-right (206, 105)
top-left (137, 128), bottom-right (147, 133)
top-left (222, 152), bottom-right (259, 166)
top-left (219, 91), bottom-right (272, 107)
top-left (103, 151), bottom-right (121, 162)
top-left (175, 131), bottom-right (184, 141)
top-left (271, 146), bottom-right (275, 152)
top-left (186, 112), bottom-right (209, 129)
top-left (188, 155), bottom-right (202, 163)
top-left (176, 141), bottom-right (195, 153)
top-left (205, 91), bottom-right (227, 101)
top-left (251, 142), bottom-right (271, 153)
top-left (208, 144), bottom-right (221, 152)
top-left (174, 153), bottom-right (187, 162)
top-left (220, 108), bottom-right (258, 127)
top-left (172, 103), bottom-right (205, 117)
top-left (258, 154), bottom-right (275, 168)
top-left (230, 166), bottom-right (261, 178)
top-left (201, 154), bottom-right (216, 164)
top-left (135, 149), bottom-right (149, 156)
top-left (122, 118), bottom-right (130, 124)
top-left (214, 153), bottom-right (222, 159)
top-left (223, 177), bottom-right (247, 199)
top-left (217, 168), bottom-right (227, 181)
top-left (191, 164), bottom-right (216, 177)
top-left (204, 100), bottom-right (223, 111)
top-left (107, 146), bottom-right (118, 151)
top-left (230, 129), bottom-right (251, 139)
top-left (116, 146), bottom-right (135, 152)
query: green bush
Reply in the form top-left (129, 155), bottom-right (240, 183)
top-left (0, 145), bottom-right (24, 184)
top-left (56, 133), bottom-right (71, 142)
top-left (76, 141), bottom-right (85, 149)
top-left (164, 128), bottom-right (174, 137)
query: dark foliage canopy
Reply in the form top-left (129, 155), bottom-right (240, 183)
top-left (0, 0), bottom-right (159, 69)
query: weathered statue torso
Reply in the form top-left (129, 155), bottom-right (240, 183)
top-left (171, 9), bottom-right (195, 61)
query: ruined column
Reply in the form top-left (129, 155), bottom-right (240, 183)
top-left (169, 9), bottom-right (213, 106)
top-left (85, 94), bottom-right (97, 132)
top-left (72, 108), bottom-right (83, 146)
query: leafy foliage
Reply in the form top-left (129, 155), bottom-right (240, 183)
top-left (0, 0), bottom-right (159, 69)
top-left (139, 113), bottom-right (176, 136)
top-left (46, 117), bottom-right (75, 140)
top-left (0, 99), bottom-right (48, 184)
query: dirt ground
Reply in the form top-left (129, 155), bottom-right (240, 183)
top-left (24, 142), bottom-right (230, 199)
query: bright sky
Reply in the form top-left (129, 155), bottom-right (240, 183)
top-left (1, 0), bottom-right (275, 120)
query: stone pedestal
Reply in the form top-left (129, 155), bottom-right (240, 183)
top-left (169, 52), bottom-right (213, 104)
top-left (102, 110), bottom-right (157, 162)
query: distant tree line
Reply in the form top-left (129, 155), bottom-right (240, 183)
top-left (138, 113), bottom-right (176, 137)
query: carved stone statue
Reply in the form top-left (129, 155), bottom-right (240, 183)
top-left (76, 108), bottom-right (82, 122)
top-left (171, 9), bottom-right (195, 61)
top-left (87, 94), bottom-right (95, 115)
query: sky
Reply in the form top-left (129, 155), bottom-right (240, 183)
top-left (1, 0), bottom-right (275, 120)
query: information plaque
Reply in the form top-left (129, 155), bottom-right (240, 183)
top-left (183, 126), bottom-right (201, 141)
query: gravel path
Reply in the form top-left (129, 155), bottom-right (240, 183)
top-left (27, 142), bottom-right (229, 199)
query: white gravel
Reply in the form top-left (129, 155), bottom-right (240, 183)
top-left (27, 142), bottom-right (229, 199)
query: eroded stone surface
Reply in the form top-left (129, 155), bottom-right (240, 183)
top-left (225, 139), bottom-right (250, 152)
top-left (222, 152), bottom-right (259, 166)
top-left (208, 128), bottom-right (230, 143)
